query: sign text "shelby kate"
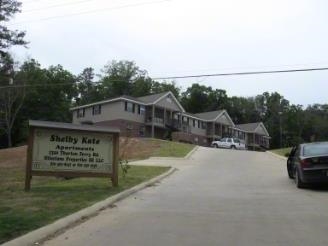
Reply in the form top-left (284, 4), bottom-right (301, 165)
top-left (50, 135), bottom-right (100, 145)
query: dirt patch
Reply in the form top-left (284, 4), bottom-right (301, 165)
top-left (120, 138), bottom-right (161, 160)
top-left (0, 146), bottom-right (27, 169)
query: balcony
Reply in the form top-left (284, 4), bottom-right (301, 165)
top-left (146, 117), bottom-right (165, 127)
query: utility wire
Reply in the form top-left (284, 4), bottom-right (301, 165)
top-left (1, 66), bottom-right (328, 90)
top-left (23, 0), bottom-right (97, 13)
top-left (152, 67), bottom-right (328, 80)
top-left (10, 0), bottom-right (171, 25)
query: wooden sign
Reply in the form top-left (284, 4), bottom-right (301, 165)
top-left (25, 120), bottom-right (120, 191)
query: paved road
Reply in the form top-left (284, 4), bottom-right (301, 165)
top-left (43, 147), bottom-right (328, 246)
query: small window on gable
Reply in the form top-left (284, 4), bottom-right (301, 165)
top-left (77, 108), bottom-right (85, 118)
top-left (92, 105), bottom-right (101, 115)
top-left (166, 94), bottom-right (172, 103)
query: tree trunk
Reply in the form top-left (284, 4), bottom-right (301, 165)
top-left (7, 128), bottom-right (12, 147)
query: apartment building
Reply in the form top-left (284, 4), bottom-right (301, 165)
top-left (71, 91), bottom-right (270, 149)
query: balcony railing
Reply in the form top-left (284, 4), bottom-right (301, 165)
top-left (146, 117), bottom-right (164, 125)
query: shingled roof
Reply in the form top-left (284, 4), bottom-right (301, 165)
top-left (235, 122), bottom-right (261, 132)
top-left (137, 91), bottom-right (169, 103)
top-left (70, 91), bottom-right (184, 111)
top-left (194, 110), bottom-right (224, 120)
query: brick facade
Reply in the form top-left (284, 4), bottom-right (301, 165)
top-left (95, 119), bottom-right (146, 138)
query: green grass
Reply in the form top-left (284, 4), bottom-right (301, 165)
top-left (0, 165), bottom-right (169, 244)
top-left (150, 139), bottom-right (195, 158)
top-left (271, 147), bottom-right (292, 157)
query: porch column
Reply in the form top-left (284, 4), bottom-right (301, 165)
top-left (163, 108), bottom-right (166, 125)
top-left (151, 105), bottom-right (155, 138)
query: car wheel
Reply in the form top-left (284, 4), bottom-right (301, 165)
top-left (231, 145), bottom-right (236, 149)
top-left (295, 169), bottom-right (305, 189)
top-left (214, 144), bottom-right (218, 148)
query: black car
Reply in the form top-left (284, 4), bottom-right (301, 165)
top-left (287, 142), bottom-right (328, 188)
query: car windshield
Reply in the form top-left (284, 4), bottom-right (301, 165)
top-left (303, 144), bottom-right (328, 156)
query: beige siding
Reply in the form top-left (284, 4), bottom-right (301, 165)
top-left (72, 101), bottom-right (145, 124)
top-left (155, 95), bottom-right (181, 111)
top-left (188, 118), bottom-right (207, 136)
top-left (254, 125), bottom-right (268, 136)
top-left (216, 113), bottom-right (233, 126)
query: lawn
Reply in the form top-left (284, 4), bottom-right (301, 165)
top-left (0, 138), bottom-right (193, 243)
top-left (0, 159), bottom-right (169, 244)
top-left (120, 138), bottom-right (195, 160)
top-left (270, 147), bottom-right (292, 157)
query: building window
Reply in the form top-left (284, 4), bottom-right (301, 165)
top-left (138, 105), bottom-right (145, 115)
top-left (92, 105), bottom-right (101, 115)
top-left (193, 119), bottom-right (196, 127)
top-left (198, 120), bottom-right (201, 128)
top-left (125, 101), bottom-right (135, 113)
top-left (77, 108), bottom-right (85, 118)
top-left (202, 122), bottom-right (206, 129)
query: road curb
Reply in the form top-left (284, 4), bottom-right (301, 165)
top-left (2, 167), bottom-right (177, 246)
top-left (266, 151), bottom-right (287, 161)
top-left (148, 145), bottom-right (199, 161)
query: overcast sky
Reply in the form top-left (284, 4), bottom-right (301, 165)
top-left (10, 0), bottom-right (328, 106)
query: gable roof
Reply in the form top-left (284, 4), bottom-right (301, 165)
top-left (138, 91), bottom-right (185, 112)
top-left (194, 110), bottom-right (224, 120)
top-left (137, 91), bottom-right (169, 103)
top-left (70, 91), bottom-right (185, 112)
top-left (235, 122), bottom-right (260, 132)
top-left (235, 122), bottom-right (270, 136)
top-left (193, 110), bottom-right (235, 126)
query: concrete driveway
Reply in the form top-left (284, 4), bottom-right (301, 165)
top-left (43, 147), bottom-right (328, 246)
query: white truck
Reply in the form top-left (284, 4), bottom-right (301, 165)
top-left (211, 137), bottom-right (246, 150)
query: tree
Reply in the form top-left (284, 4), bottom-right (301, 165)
top-left (151, 81), bottom-right (180, 98)
top-left (181, 83), bottom-right (228, 113)
top-left (0, 55), bottom-right (25, 147)
top-left (100, 60), bottom-right (148, 98)
top-left (0, 0), bottom-right (27, 65)
top-left (75, 67), bottom-right (102, 105)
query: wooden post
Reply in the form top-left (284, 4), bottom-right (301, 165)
top-left (111, 133), bottom-right (119, 187)
top-left (151, 105), bottom-right (155, 138)
top-left (25, 128), bottom-right (34, 191)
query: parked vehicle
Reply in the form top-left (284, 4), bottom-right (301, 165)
top-left (287, 142), bottom-right (328, 188)
top-left (211, 138), bottom-right (246, 150)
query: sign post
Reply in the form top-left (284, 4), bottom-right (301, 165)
top-left (25, 120), bottom-right (120, 191)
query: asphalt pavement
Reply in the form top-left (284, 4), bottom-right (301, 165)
top-left (43, 147), bottom-right (328, 246)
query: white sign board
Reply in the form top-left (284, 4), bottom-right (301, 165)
top-left (32, 128), bottom-right (113, 173)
